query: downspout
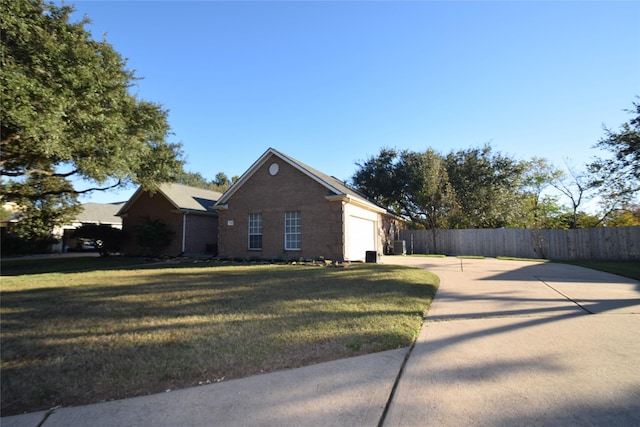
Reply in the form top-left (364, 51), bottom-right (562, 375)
top-left (181, 211), bottom-right (188, 255)
top-left (342, 200), bottom-right (347, 262)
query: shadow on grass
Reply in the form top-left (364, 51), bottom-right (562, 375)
top-left (0, 264), bottom-right (437, 416)
top-left (0, 256), bottom-right (149, 276)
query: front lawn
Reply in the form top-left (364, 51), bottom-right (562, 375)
top-left (0, 262), bottom-right (438, 415)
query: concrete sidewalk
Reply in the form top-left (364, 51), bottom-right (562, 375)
top-left (3, 257), bottom-right (639, 426)
top-left (2, 348), bottom-right (408, 427)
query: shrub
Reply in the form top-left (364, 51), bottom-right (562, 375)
top-left (133, 216), bottom-right (175, 257)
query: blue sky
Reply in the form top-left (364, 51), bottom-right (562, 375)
top-left (68, 0), bottom-right (640, 205)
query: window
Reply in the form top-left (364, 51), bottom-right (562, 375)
top-left (248, 213), bottom-right (262, 250)
top-left (284, 211), bottom-right (301, 250)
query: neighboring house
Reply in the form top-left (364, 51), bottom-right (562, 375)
top-left (1, 201), bottom-right (21, 228)
top-left (117, 183), bottom-right (222, 256)
top-left (1, 201), bottom-right (125, 253)
top-left (73, 202), bottom-right (125, 229)
top-left (60, 202), bottom-right (125, 251)
top-left (214, 148), bottom-right (406, 262)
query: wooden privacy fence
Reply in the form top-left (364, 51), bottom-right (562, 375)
top-left (399, 227), bottom-right (640, 261)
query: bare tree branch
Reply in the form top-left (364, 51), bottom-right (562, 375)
top-left (1, 168), bottom-right (80, 178)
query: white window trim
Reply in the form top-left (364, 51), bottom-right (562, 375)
top-left (248, 213), bottom-right (263, 250)
top-left (284, 211), bottom-right (301, 251)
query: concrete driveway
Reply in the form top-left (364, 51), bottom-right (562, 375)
top-left (382, 256), bottom-right (640, 426)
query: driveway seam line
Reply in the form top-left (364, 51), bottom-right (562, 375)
top-left (36, 407), bottom-right (58, 427)
top-left (377, 337), bottom-right (417, 426)
top-left (535, 276), bottom-right (595, 314)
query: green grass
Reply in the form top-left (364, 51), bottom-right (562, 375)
top-left (407, 254), bottom-right (447, 258)
top-left (562, 260), bottom-right (640, 281)
top-left (0, 263), bottom-right (438, 416)
top-left (497, 256), bottom-right (550, 262)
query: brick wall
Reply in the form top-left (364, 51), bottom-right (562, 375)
top-left (121, 191), bottom-right (217, 256)
top-left (218, 154), bottom-right (345, 260)
top-left (184, 213), bottom-right (218, 255)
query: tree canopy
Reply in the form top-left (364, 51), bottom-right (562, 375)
top-left (1, 0), bottom-right (184, 240)
top-left (444, 145), bottom-right (525, 228)
top-left (591, 101), bottom-right (640, 186)
top-left (173, 170), bottom-right (239, 193)
top-left (353, 144), bottom-right (526, 230)
top-left (395, 149), bottom-right (458, 231)
top-left (588, 101), bottom-right (640, 221)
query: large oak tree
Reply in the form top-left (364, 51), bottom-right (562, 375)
top-left (444, 144), bottom-right (525, 228)
top-left (1, 0), bottom-right (184, 241)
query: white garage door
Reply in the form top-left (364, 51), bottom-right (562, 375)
top-left (347, 216), bottom-right (375, 261)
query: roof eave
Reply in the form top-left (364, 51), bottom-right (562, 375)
top-left (115, 187), bottom-right (146, 217)
top-left (171, 208), bottom-right (218, 215)
top-left (325, 194), bottom-right (388, 213)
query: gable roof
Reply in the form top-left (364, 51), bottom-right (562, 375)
top-left (76, 202), bottom-right (125, 225)
top-left (117, 183), bottom-right (223, 216)
top-left (215, 148), bottom-right (387, 214)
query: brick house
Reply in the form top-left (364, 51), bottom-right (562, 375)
top-left (117, 183), bottom-right (222, 256)
top-left (214, 148), bottom-right (405, 262)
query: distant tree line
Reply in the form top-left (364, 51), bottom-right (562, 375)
top-left (351, 102), bottom-right (640, 232)
top-left (174, 171), bottom-right (239, 193)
